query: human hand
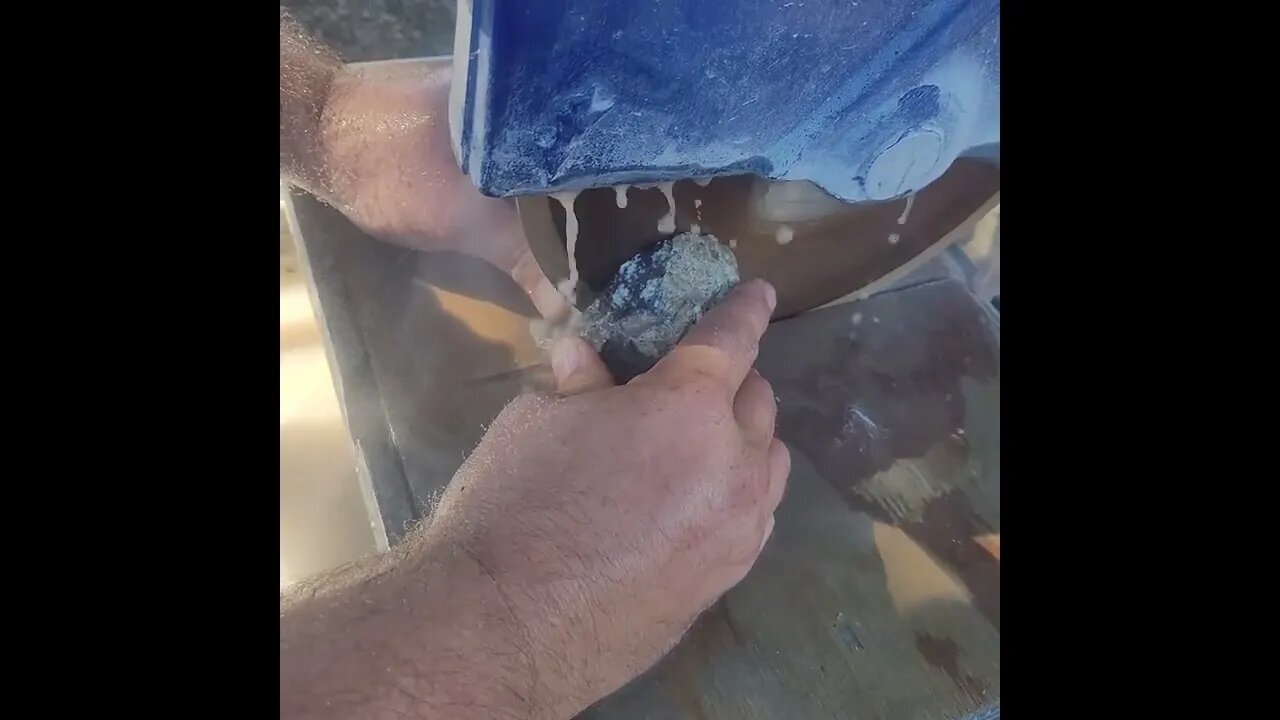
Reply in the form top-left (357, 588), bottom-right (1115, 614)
top-left (422, 279), bottom-right (790, 718)
top-left (319, 64), bottom-right (570, 320)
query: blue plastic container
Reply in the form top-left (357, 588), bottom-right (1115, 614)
top-left (450, 0), bottom-right (999, 203)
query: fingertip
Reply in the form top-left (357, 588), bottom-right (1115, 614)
top-left (759, 279), bottom-right (777, 313)
top-left (550, 335), bottom-right (588, 380)
top-left (646, 279), bottom-right (776, 393)
top-left (730, 278), bottom-right (776, 317)
top-left (552, 336), bottom-right (616, 395)
top-left (766, 438), bottom-right (791, 511)
top-left (770, 438), bottom-right (791, 477)
top-left (758, 515), bottom-right (776, 554)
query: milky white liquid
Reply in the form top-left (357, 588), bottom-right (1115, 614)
top-left (552, 190), bottom-right (582, 302)
top-left (656, 181), bottom-right (676, 234)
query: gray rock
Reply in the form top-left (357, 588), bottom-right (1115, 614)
top-left (582, 233), bottom-right (739, 381)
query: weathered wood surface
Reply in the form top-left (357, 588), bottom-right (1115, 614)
top-left (289, 56), bottom-right (999, 720)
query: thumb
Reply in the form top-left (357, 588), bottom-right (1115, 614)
top-left (551, 336), bottom-right (616, 395)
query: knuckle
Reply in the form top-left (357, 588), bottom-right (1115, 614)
top-left (725, 460), bottom-right (771, 510)
top-left (751, 374), bottom-right (775, 402)
top-left (724, 528), bottom-right (765, 568)
top-left (683, 373), bottom-right (729, 400)
top-left (665, 374), bottom-right (734, 420)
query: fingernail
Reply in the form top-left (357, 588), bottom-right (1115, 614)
top-left (550, 337), bottom-right (582, 380)
top-left (761, 281), bottom-right (777, 312)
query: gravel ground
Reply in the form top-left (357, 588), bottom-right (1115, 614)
top-left (284, 0), bottom-right (458, 62)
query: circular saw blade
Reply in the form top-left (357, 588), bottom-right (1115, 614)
top-left (518, 158), bottom-right (999, 320)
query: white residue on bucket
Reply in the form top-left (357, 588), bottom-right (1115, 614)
top-left (589, 86), bottom-right (615, 113)
top-left (615, 184), bottom-right (630, 209)
top-left (552, 190), bottom-right (582, 302)
top-left (776, 225), bottom-right (795, 245)
top-left (898, 192), bottom-right (916, 225)
top-left (656, 181), bottom-right (676, 234)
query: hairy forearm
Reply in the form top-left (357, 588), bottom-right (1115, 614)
top-left (280, 8), bottom-right (343, 198)
top-left (280, 536), bottom-right (542, 720)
